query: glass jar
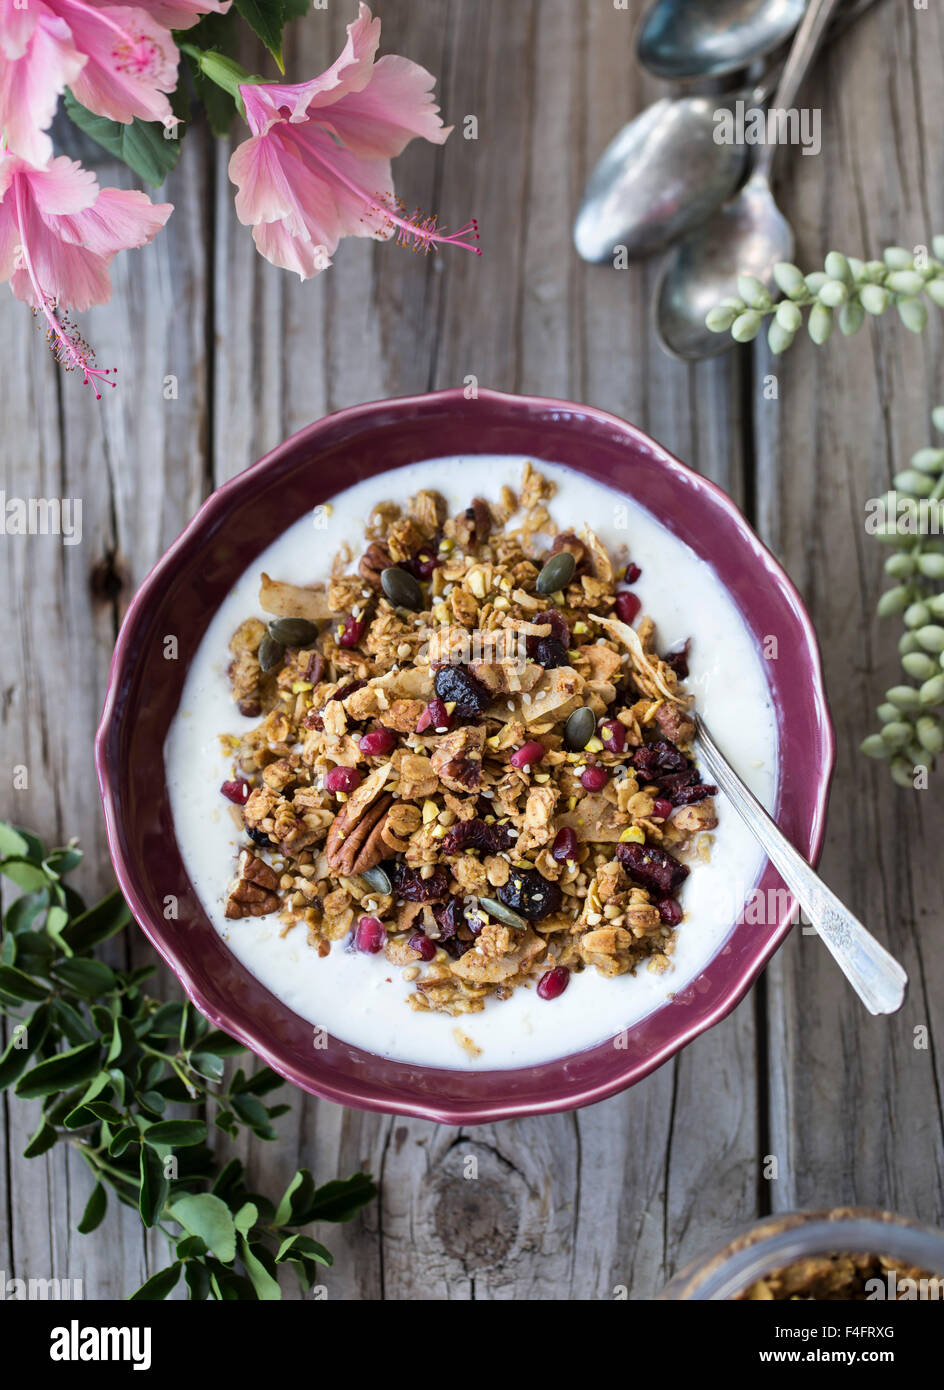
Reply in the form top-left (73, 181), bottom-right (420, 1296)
top-left (659, 1207), bottom-right (944, 1300)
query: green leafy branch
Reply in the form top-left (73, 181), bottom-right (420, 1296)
top-left (705, 238), bottom-right (944, 352)
top-left (0, 822), bottom-right (375, 1300)
top-left (859, 408), bottom-right (944, 786)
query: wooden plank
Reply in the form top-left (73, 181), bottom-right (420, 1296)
top-left (756, 0), bottom-right (944, 1222)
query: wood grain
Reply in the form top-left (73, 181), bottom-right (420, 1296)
top-left (2, 0), bottom-right (942, 1301)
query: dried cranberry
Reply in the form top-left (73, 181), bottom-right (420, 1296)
top-left (510, 740), bottom-right (546, 769)
top-left (656, 897), bottom-right (683, 927)
top-left (325, 766), bottom-right (362, 794)
top-left (580, 765), bottom-right (608, 791)
top-left (359, 727), bottom-right (397, 757)
top-left (247, 825), bottom-right (271, 847)
top-left (614, 591), bottom-right (641, 625)
top-left (416, 698), bottom-right (452, 733)
top-left (410, 548), bottom-right (439, 580)
top-left (220, 779), bottom-right (250, 804)
top-left (530, 637), bottom-right (570, 669)
top-left (525, 610), bottom-right (570, 660)
top-left (663, 640), bottom-right (691, 680)
top-left (335, 679), bottom-right (368, 702)
top-left (652, 797), bottom-right (673, 820)
top-left (551, 826), bottom-right (578, 862)
top-left (624, 562), bottom-right (642, 584)
top-left (665, 780), bottom-right (717, 806)
top-left (498, 868), bottom-right (562, 921)
top-left (433, 665), bottom-right (492, 718)
top-left (632, 738), bottom-right (688, 781)
top-left (391, 862), bottom-right (451, 902)
top-left (433, 896), bottom-right (466, 942)
top-left (441, 818), bottom-right (516, 857)
top-left (354, 916), bottom-right (386, 953)
top-left (600, 719), bottom-right (626, 754)
top-left (616, 841), bottom-right (689, 896)
top-left (337, 614), bottom-right (366, 648)
top-left (408, 932), bottom-right (437, 962)
top-left (537, 966), bottom-right (570, 1000)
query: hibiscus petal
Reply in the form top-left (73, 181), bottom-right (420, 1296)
top-left (65, 2), bottom-right (177, 126)
top-left (0, 14), bottom-right (87, 166)
top-left (12, 196), bottom-right (113, 311)
top-left (53, 187), bottom-right (173, 255)
top-left (251, 220), bottom-right (332, 281)
top-left (21, 155), bottom-right (99, 216)
top-left (316, 54), bottom-right (451, 159)
top-left (103, 0), bottom-right (233, 31)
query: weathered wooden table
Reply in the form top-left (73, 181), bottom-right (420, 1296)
top-left (2, 0), bottom-right (943, 1300)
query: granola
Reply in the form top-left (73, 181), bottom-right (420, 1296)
top-left (217, 464), bottom-right (717, 1019)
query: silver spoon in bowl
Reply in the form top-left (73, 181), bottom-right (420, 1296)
top-left (636, 0), bottom-right (806, 81)
top-left (694, 714), bottom-right (908, 1015)
top-left (655, 0), bottom-right (843, 360)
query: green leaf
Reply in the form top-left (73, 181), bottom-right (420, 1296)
top-left (14, 1040), bottom-right (101, 1100)
top-left (0, 826), bottom-right (29, 858)
top-left (128, 1262), bottom-right (181, 1300)
top-left (189, 1050), bottom-right (224, 1081)
top-left (44, 846), bottom-right (83, 878)
top-left (1, 859), bottom-right (50, 892)
top-left (63, 91), bottom-right (180, 188)
top-left (274, 1168), bottom-right (314, 1227)
top-left (44, 904), bottom-right (72, 956)
top-left (4, 891), bottom-right (48, 935)
top-left (0, 964), bottom-right (48, 1002)
top-left (198, 1028), bottom-right (245, 1057)
top-left (230, 0), bottom-right (289, 71)
top-left (139, 1143), bottom-right (169, 1228)
top-left (106, 1016), bottom-right (138, 1067)
top-left (77, 1182), bottom-right (108, 1234)
top-left (149, 1002), bottom-right (186, 1038)
top-left (51, 958), bottom-right (116, 998)
top-left (175, 1234), bottom-right (207, 1260)
top-left (184, 1260), bottom-right (211, 1301)
top-left (238, 1235), bottom-right (282, 1300)
top-left (109, 1125), bottom-right (140, 1157)
top-left (274, 1233), bottom-right (332, 1267)
top-left (233, 1201), bottom-right (258, 1235)
top-left (51, 998), bottom-right (96, 1045)
top-left (304, 1172), bottom-right (378, 1224)
top-left (64, 1097), bottom-right (124, 1130)
top-left (168, 1193), bottom-right (236, 1263)
top-left (142, 1120), bottom-right (207, 1148)
top-left (23, 1119), bottom-right (58, 1158)
top-left (63, 890), bottom-right (131, 952)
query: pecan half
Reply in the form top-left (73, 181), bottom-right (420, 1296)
top-left (359, 541), bottom-right (392, 590)
top-left (325, 793), bottom-right (394, 876)
top-left (224, 851), bottom-right (280, 919)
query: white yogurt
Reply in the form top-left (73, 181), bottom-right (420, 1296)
top-left (165, 456), bottom-right (778, 1071)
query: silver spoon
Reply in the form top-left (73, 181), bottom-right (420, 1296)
top-left (636, 0), bottom-right (805, 81)
top-left (694, 715), bottom-right (907, 1015)
top-left (656, 0), bottom-right (842, 360)
top-left (575, 0), bottom-right (880, 265)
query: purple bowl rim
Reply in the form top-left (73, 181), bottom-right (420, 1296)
top-left (95, 387), bottom-right (835, 1123)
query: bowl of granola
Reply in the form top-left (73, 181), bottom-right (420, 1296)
top-left (97, 388), bottom-right (833, 1121)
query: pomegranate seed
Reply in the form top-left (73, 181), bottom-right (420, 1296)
top-left (408, 932), bottom-right (437, 961)
top-left (615, 591), bottom-right (641, 625)
top-left (337, 614), bottom-right (366, 648)
top-left (411, 549), bottom-right (439, 580)
top-left (359, 727), bottom-right (396, 757)
top-left (551, 826), bottom-right (578, 862)
top-left (325, 765), bottom-right (362, 794)
top-left (600, 719), bottom-right (626, 754)
top-left (354, 916), bottom-right (386, 953)
top-left (624, 562), bottom-right (642, 584)
top-left (416, 697), bottom-right (451, 733)
top-left (656, 897), bottom-right (682, 927)
top-left (510, 740), bottom-right (546, 769)
top-left (580, 765), bottom-right (609, 791)
top-left (220, 779), bottom-right (250, 804)
top-left (652, 797), bottom-right (673, 820)
top-left (537, 966), bottom-right (570, 1000)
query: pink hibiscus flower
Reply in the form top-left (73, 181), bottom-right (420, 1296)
top-left (0, 150), bottom-right (173, 394)
top-left (228, 2), bottom-right (479, 278)
top-left (0, 0), bottom-right (180, 166)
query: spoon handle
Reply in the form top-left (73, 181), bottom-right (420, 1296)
top-left (754, 0), bottom-right (845, 181)
top-left (693, 715), bottom-right (908, 1016)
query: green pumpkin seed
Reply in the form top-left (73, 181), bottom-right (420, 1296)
top-left (268, 617), bottom-right (321, 646)
top-left (258, 634), bottom-right (286, 673)
top-left (381, 566), bottom-right (424, 611)
top-left (478, 896), bottom-right (527, 931)
top-left (564, 705), bottom-right (596, 751)
top-left (361, 866), bottom-right (392, 895)
top-left (536, 551), bottom-right (576, 595)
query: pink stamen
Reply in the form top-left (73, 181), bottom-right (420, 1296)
top-left (295, 128), bottom-right (482, 257)
top-left (13, 176), bottom-right (116, 398)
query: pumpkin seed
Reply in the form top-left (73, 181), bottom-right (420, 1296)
top-left (268, 617), bottom-right (321, 646)
top-left (478, 896), bottom-right (528, 931)
top-left (535, 551), bottom-right (576, 595)
top-left (564, 705), bottom-right (596, 751)
top-left (361, 865), bottom-right (392, 895)
top-left (381, 566), bottom-right (424, 611)
top-left (258, 634), bottom-right (286, 672)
